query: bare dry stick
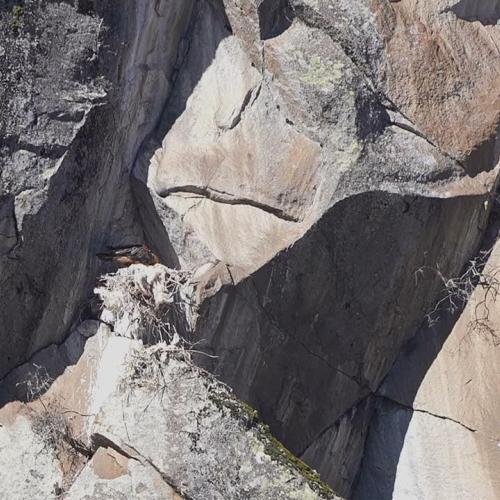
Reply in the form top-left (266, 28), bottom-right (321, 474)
top-left (419, 248), bottom-right (500, 343)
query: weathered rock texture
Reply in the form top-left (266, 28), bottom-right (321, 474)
top-left (93, 345), bottom-right (338, 500)
top-left (0, 269), bottom-right (341, 499)
top-left (66, 447), bottom-right (183, 500)
top-left (1, 0), bottom-right (499, 498)
top-left (136, 0), bottom-right (498, 275)
top-left (355, 237), bottom-right (500, 499)
top-left (0, 0), bottom-right (194, 374)
top-left (130, 0), bottom-right (499, 496)
top-left (372, 0), bottom-right (500, 167)
top-left (0, 409), bottom-right (64, 498)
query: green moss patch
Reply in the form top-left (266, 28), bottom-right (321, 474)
top-left (209, 388), bottom-right (338, 498)
top-left (12, 4), bottom-right (24, 34)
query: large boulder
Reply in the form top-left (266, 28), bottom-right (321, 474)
top-left (0, 266), bottom-right (342, 499)
top-left (129, 0), bottom-right (499, 496)
top-left (0, 0), bottom-right (499, 497)
top-left (66, 447), bottom-right (182, 500)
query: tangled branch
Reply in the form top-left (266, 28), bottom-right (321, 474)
top-left (418, 249), bottom-right (500, 344)
top-left (95, 264), bottom-right (195, 345)
top-left (16, 364), bottom-right (53, 402)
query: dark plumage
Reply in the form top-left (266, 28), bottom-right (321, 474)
top-left (97, 244), bottom-right (160, 267)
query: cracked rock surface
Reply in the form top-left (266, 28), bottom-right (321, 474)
top-left (0, 296), bottom-right (341, 499)
top-left (354, 238), bottom-right (500, 499)
top-left (65, 446), bottom-right (183, 500)
top-left (1, 0), bottom-right (499, 498)
top-left (0, 0), bottom-right (194, 374)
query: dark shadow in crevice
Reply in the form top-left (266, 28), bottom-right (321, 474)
top-left (76, 0), bottom-right (95, 15)
top-left (352, 396), bottom-right (413, 500)
top-left (258, 0), bottom-right (294, 40)
top-left (151, 0), bottom-right (232, 138)
top-left (463, 121), bottom-right (500, 177)
top-left (0, 320), bottom-right (99, 408)
top-left (355, 89), bottom-right (391, 141)
top-left (194, 188), bottom-right (491, 497)
top-left (131, 174), bottom-right (180, 270)
top-left (299, 395), bottom-right (376, 497)
top-left (442, 0), bottom-right (500, 26)
top-left (131, 0), bottom-right (232, 262)
top-left (352, 195), bottom-right (500, 499)
top-left (0, 195), bottom-right (18, 255)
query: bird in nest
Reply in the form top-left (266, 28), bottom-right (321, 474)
top-left (97, 244), bottom-right (160, 267)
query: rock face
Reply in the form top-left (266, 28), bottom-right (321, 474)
top-left (0, 270), bottom-right (342, 499)
top-left (0, 410), bottom-right (64, 498)
top-left (354, 238), bottom-right (500, 499)
top-left (0, 0), bottom-right (194, 374)
top-left (93, 345), bottom-right (338, 500)
top-left (371, 0), bottom-right (500, 166)
top-left (136, 0), bottom-right (497, 275)
top-left (195, 189), bottom-right (497, 495)
top-left (66, 447), bottom-right (182, 500)
top-left (131, 0), bottom-right (499, 496)
top-left (1, 0), bottom-right (499, 498)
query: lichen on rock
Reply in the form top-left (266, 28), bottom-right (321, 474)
top-left (0, 0), bottom-right (499, 498)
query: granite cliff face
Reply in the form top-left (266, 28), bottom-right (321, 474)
top-left (0, 0), bottom-right (499, 498)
